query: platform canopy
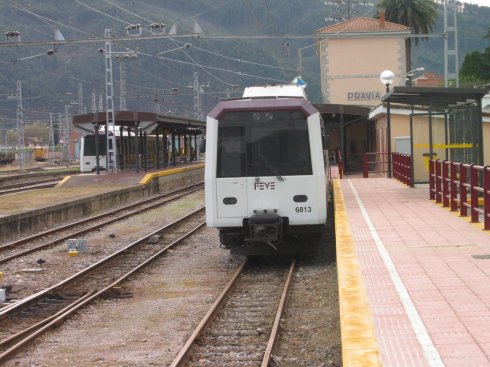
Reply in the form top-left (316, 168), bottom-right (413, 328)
top-left (314, 103), bottom-right (370, 126)
top-left (72, 111), bottom-right (205, 135)
top-left (381, 86), bottom-right (489, 107)
top-left (381, 86), bottom-right (490, 180)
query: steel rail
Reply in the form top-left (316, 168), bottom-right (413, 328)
top-left (0, 290), bottom-right (96, 350)
top-left (0, 180), bottom-right (60, 195)
top-left (170, 258), bottom-right (296, 367)
top-left (0, 206), bottom-right (205, 320)
top-left (0, 183), bottom-right (203, 260)
top-left (261, 258), bottom-right (296, 367)
top-left (0, 178), bottom-right (61, 190)
top-left (169, 259), bottom-right (248, 367)
top-left (0, 220), bottom-right (205, 363)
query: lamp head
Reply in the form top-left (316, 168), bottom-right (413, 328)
top-left (380, 70), bottom-right (395, 86)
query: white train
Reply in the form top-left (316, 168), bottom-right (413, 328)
top-left (204, 84), bottom-right (329, 255)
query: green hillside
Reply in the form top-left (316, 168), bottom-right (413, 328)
top-left (0, 0), bottom-right (488, 134)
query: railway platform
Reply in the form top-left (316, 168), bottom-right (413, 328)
top-left (0, 163), bottom-right (204, 242)
top-left (0, 163), bottom-right (203, 215)
top-left (334, 176), bottom-right (490, 367)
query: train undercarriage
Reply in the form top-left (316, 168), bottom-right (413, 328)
top-left (219, 215), bottom-right (325, 255)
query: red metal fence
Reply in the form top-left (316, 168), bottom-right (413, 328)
top-left (362, 152), bottom-right (388, 178)
top-left (362, 152), bottom-right (412, 186)
top-left (429, 159), bottom-right (490, 230)
top-left (392, 152), bottom-right (412, 186)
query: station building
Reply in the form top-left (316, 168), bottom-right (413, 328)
top-left (315, 14), bottom-right (490, 181)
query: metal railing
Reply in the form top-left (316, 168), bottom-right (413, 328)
top-left (362, 152), bottom-right (388, 178)
top-left (392, 152), bottom-right (412, 186)
top-left (429, 159), bottom-right (490, 230)
top-left (336, 147), bottom-right (343, 179)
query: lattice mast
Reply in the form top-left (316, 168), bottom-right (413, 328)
top-left (324, 0), bottom-right (370, 24)
top-left (193, 72), bottom-right (200, 120)
top-left (15, 81), bottom-right (25, 171)
top-left (104, 28), bottom-right (117, 173)
top-left (444, 0), bottom-right (459, 87)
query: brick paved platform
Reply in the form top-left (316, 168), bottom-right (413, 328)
top-left (335, 177), bottom-right (490, 367)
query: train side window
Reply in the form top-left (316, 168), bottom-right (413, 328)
top-left (84, 135), bottom-right (107, 156)
top-left (217, 126), bottom-right (245, 178)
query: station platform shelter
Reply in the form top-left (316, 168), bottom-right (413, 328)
top-left (73, 111), bottom-right (205, 173)
top-left (333, 169), bottom-right (490, 366)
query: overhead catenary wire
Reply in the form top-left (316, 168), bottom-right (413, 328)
top-left (0, 0), bottom-right (308, 123)
top-left (171, 39), bottom-right (297, 72)
top-left (74, 0), bottom-right (296, 79)
top-left (135, 48), bottom-right (288, 84)
top-left (83, 0), bottom-right (240, 87)
top-left (0, 0), bottom-right (97, 37)
top-left (72, 0), bottom-right (132, 26)
top-left (67, 0), bottom-right (290, 86)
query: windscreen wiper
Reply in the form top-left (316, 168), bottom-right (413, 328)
top-left (258, 153), bottom-right (285, 182)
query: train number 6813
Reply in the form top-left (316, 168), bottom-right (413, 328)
top-left (295, 206), bottom-right (312, 213)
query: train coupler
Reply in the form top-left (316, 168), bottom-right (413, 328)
top-left (244, 213), bottom-right (283, 248)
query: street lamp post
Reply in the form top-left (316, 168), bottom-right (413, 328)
top-left (405, 67), bottom-right (424, 87)
top-left (297, 42), bottom-right (319, 76)
top-left (380, 70), bottom-right (395, 178)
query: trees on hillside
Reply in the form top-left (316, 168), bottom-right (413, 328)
top-left (376, 0), bottom-right (438, 72)
top-left (459, 27), bottom-right (490, 87)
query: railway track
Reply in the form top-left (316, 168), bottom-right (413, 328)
top-left (0, 169), bottom-right (79, 195)
top-left (171, 258), bottom-right (296, 367)
top-left (0, 179), bottom-right (61, 196)
top-left (0, 207), bottom-right (206, 363)
top-left (0, 183), bottom-right (204, 264)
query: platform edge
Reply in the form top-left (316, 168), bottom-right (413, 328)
top-left (333, 179), bottom-right (383, 367)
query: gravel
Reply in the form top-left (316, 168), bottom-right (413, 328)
top-left (2, 191), bottom-right (341, 366)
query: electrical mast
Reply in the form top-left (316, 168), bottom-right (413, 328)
top-left (193, 72), bottom-right (200, 120)
top-left (444, 0), bottom-right (460, 87)
top-left (190, 72), bottom-right (209, 121)
top-left (15, 81), bottom-right (25, 171)
top-left (104, 28), bottom-right (117, 173)
top-left (49, 112), bottom-right (55, 160)
top-left (114, 50), bottom-right (137, 111)
top-left (324, 0), bottom-right (368, 24)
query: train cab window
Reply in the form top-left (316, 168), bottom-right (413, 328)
top-left (248, 120), bottom-right (311, 176)
top-left (217, 110), bottom-right (312, 178)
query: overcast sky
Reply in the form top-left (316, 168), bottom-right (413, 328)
top-left (463, 0), bottom-right (490, 6)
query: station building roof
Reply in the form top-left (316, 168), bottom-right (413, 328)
top-left (315, 16), bottom-right (411, 36)
top-left (72, 111), bottom-right (205, 135)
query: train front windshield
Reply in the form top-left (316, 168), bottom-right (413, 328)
top-left (217, 110), bottom-right (312, 178)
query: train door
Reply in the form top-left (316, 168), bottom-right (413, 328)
top-left (216, 125), bottom-right (247, 218)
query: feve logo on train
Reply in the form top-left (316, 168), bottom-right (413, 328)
top-left (254, 182), bottom-right (276, 190)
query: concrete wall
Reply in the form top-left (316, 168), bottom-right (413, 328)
top-left (0, 167), bottom-right (204, 242)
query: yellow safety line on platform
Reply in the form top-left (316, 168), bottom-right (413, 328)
top-left (139, 164), bottom-right (204, 185)
top-left (56, 175), bottom-right (72, 187)
top-left (333, 179), bottom-right (382, 367)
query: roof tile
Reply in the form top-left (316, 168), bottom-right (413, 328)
top-left (316, 16), bottom-right (411, 34)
